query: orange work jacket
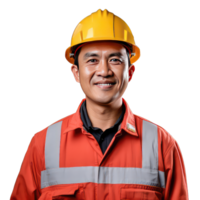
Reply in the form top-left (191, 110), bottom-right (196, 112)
top-left (10, 98), bottom-right (189, 200)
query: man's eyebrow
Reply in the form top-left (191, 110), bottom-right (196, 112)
top-left (108, 52), bottom-right (124, 58)
top-left (83, 52), bottom-right (125, 60)
top-left (83, 52), bottom-right (100, 60)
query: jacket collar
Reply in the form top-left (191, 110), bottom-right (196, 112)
top-left (63, 98), bottom-right (138, 137)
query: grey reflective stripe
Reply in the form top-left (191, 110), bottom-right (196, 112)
top-left (41, 167), bottom-right (165, 189)
top-left (45, 121), bottom-right (62, 169)
top-left (142, 120), bottom-right (158, 170)
top-left (42, 119), bottom-right (165, 189)
top-left (158, 170), bottom-right (165, 188)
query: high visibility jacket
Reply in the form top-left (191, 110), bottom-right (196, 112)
top-left (10, 98), bottom-right (189, 200)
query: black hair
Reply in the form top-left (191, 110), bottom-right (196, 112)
top-left (72, 41), bottom-right (132, 69)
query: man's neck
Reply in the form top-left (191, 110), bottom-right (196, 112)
top-left (85, 97), bottom-right (123, 132)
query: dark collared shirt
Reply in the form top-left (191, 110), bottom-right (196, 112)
top-left (80, 100), bottom-right (126, 154)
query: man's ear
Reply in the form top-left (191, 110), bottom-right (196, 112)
top-left (129, 64), bottom-right (137, 83)
top-left (71, 64), bottom-right (80, 83)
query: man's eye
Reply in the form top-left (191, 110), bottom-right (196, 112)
top-left (88, 59), bottom-right (97, 63)
top-left (87, 58), bottom-right (122, 63)
top-left (110, 58), bottom-right (122, 63)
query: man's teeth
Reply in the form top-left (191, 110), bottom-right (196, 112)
top-left (96, 83), bottom-right (114, 86)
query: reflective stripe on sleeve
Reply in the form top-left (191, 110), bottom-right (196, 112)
top-left (142, 120), bottom-right (158, 170)
top-left (45, 121), bottom-right (62, 169)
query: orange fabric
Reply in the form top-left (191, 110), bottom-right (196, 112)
top-left (10, 98), bottom-right (189, 200)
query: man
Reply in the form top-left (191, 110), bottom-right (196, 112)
top-left (10, 9), bottom-right (189, 200)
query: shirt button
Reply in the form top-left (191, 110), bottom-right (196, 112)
top-left (100, 137), bottom-right (104, 141)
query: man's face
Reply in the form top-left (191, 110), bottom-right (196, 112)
top-left (71, 41), bottom-right (134, 105)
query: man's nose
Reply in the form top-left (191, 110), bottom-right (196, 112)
top-left (97, 58), bottom-right (112, 76)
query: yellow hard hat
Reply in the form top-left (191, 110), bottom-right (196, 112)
top-left (65, 9), bottom-right (140, 64)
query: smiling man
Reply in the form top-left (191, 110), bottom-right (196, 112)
top-left (10, 9), bottom-right (189, 200)
top-left (71, 41), bottom-right (133, 134)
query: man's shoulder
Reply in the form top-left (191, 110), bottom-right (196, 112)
top-left (33, 112), bottom-right (75, 142)
top-left (134, 114), bottom-right (176, 154)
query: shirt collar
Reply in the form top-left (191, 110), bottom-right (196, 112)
top-left (63, 98), bottom-right (138, 137)
top-left (80, 99), bottom-right (126, 132)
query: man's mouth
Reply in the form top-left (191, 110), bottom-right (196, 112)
top-left (95, 82), bottom-right (116, 89)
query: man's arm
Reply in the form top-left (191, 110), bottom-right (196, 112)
top-left (10, 135), bottom-right (41, 200)
top-left (164, 140), bottom-right (189, 200)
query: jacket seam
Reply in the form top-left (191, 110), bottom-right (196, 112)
top-left (163, 141), bottom-right (174, 159)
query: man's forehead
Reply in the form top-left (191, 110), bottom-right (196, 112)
top-left (80, 41), bottom-right (127, 53)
